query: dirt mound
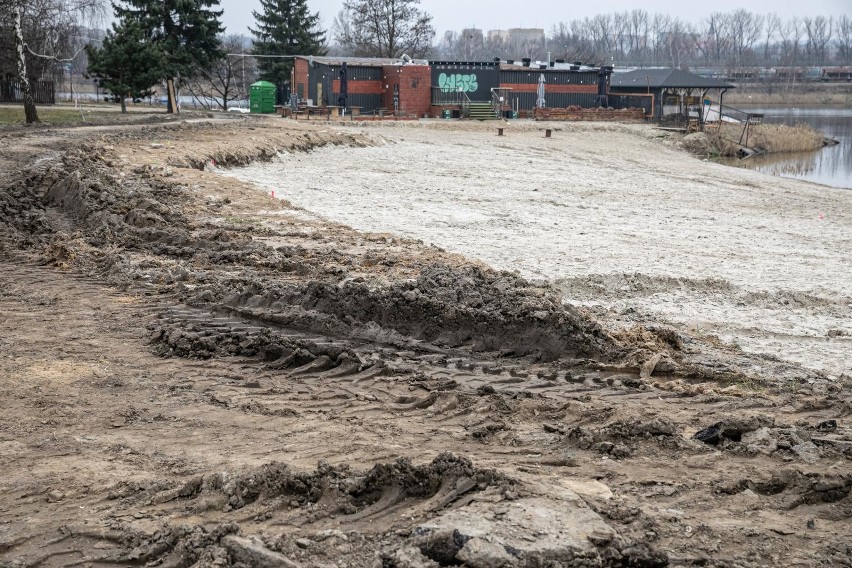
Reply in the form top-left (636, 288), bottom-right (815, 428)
top-left (0, 137), bottom-right (623, 366)
top-left (214, 265), bottom-right (616, 361)
top-left (680, 131), bottom-right (711, 155)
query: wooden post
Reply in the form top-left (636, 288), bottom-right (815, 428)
top-left (544, 129), bottom-right (552, 138)
top-left (497, 127), bottom-right (504, 136)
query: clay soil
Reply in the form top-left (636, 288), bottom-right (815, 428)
top-left (0, 116), bottom-right (850, 568)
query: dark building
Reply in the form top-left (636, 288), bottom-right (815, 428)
top-left (293, 56), bottom-right (432, 117)
top-left (293, 56), bottom-right (611, 117)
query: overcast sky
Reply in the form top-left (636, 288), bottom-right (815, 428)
top-left (218, 0), bottom-right (850, 38)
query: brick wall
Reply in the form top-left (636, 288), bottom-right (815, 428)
top-left (382, 65), bottom-right (432, 117)
top-left (294, 58), bottom-right (309, 100)
top-left (332, 79), bottom-right (383, 95)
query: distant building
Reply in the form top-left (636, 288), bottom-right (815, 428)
top-left (508, 28), bottom-right (545, 44)
top-left (487, 28), bottom-right (546, 45)
top-left (487, 29), bottom-right (509, 42)
top-left (460, 28), bottom-right (484, 41)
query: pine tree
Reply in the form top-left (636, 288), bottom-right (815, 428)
top-left (86, 20), bottom-right (163, 113)
top-left (113, 0), bottom-right (225, 112)
top-left (250, 0), bottom-right (326, 88)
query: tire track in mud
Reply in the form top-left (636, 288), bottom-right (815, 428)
top-left (3, 261), bottom-right (852, 568)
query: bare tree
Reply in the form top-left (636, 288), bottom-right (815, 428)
top-left (549, 21), bottom-right (603, 65)
top-left (10, 3), bottom-right (38, 123)
top-left (837, 15), bottom-right (852, 65)
top-left (694, 12), bottom-right (731, 66)
top-left (803, 16), bottom-right (833, 65)
top-left (484, 33), bottom-right (508, 60)
top-left (334, 0), bottom-right (434, 58)
top-left (185, 35), bottom-right (255, 111)
top-left (1, 0), bottom-right (106, 123)
top-left (663, 18), bottom-right (694, 68)
top-left (611, 12), bottom-right (629, 63)
top-left (626, 9), bottom-right (649, 64)
top-left (455, 28), bottom-right (486, 61)
top-left (778, 17), bottom-right (802, 66)
top-left (728, 10), bottom-right (764, 66)
top-left (428, 10), bottom-right (851, 71)
top-left (589, 14), bottom-right (613, 61)
top-left (650, 13), bottom-right (672, 63)
top-left (761, 13), bottom-right (781, 65)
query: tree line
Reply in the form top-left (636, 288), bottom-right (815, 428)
top-left (1, 0), bottom-right (437, 123)
top-left (436, 11), bottom-right (852, 69)
top-left (2, 0), bottom-right (849, 125)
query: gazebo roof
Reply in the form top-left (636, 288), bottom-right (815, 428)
top-left (610, 68), bottom-right (734, 90)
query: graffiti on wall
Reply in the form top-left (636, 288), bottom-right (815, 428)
top-left (438, 73), bottom-right (478, 93)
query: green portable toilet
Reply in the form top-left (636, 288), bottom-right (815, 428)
top-left (250, 81), bottom-right (276, 113)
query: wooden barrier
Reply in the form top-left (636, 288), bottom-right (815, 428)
top-left (533, 107), bottom-right (646, 121)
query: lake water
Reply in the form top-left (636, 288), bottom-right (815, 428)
top-left (721, 106), bottom-right (852, 189)
top-left (725, 107), bottom-right (852, 189)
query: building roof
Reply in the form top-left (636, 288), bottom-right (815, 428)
top-left (499, 62), bottom-right (599, 72)
top-left (296, 55), bottom-right (428, 67)
top-left (610, 68), bottom-right (734, 90)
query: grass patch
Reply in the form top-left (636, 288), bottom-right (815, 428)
top-left (0, 107), bottom-right (96, 126)
top-left (0, 105), bottom-right (170, 126)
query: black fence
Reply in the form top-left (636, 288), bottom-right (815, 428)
top-left (0, 79), bottom-right (55, 104)
top-left (510, 92), bottom-right (599, 111)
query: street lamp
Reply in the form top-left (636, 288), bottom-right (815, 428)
top-left (93, 79), bottom-right (99, 102)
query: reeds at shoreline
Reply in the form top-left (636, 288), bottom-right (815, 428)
top-left (702, 123), bottom-right (827, 157)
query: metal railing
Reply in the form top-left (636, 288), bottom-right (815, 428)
top-left (432, 86), bottom-right (470, 116)
top-left (491, 88), bottom-right (513, 118)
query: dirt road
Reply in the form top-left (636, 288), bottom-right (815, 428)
top-left (0, 117), bottom-right (850, 568)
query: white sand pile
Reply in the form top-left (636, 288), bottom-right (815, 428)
top-left (221, 122), bottom-right (852, 377)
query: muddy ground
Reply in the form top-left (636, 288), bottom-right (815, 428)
top-left (0, 116), bottom-right (850, 568)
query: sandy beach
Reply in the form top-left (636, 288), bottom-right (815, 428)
top-left (224, 121), bottom-right (852, 377)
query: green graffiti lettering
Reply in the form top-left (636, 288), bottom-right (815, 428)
top-left (439, 72), bottom-right (479, 93)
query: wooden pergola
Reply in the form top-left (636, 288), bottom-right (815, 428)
top-left (609, 68), bottom-right (734, 125)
